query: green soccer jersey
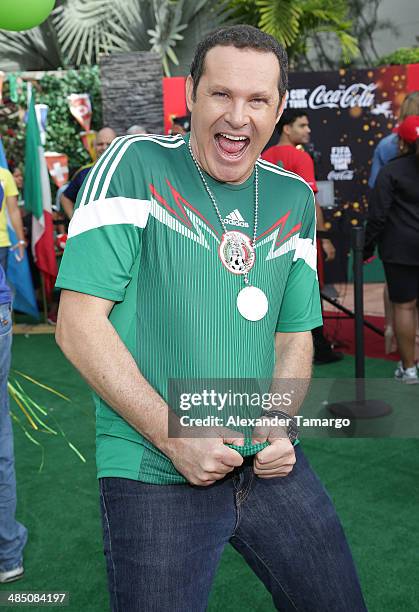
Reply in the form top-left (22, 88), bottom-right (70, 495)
top-left (56, 133), bottom-right (322, 484)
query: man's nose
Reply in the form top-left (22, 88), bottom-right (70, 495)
top-left (225, 100), bottom-right (248, 128)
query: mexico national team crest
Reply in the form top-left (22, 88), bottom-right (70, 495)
top-left (218, 231), bottom-right (255, 275)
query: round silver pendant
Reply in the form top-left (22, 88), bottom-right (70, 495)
top-left (237, 286), bottom-right (269, 321)
top-left (219, 231), bottom-right (255, 275)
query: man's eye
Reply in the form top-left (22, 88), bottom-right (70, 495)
top-left (252, 98), bottom-right (266, 104)
top-left (214, 92), bottom-right (228, 98)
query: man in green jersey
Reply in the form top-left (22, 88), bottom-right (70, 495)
top-left (55, 25), bottom-right (366, 612)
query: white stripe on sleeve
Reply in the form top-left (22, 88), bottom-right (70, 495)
top-left (68, 197), bottom-right (151, 238)
top-left (293, 237), bottom-right (317, 271)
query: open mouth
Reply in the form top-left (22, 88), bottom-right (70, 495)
top-left (214, 132), bottom-right (250, 160)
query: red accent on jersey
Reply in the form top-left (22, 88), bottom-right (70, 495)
top-left (256, 210), bottom-right (302, 247)
top-left (166, 180), bottom-right (218, 234)
top-left (149, 181), bottom-right (218, 235)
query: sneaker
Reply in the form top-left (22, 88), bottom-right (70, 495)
top-left (0, 566), bottom-right (24, 583)
top-left (394, 362), bottom-right (419, 384)
top-left (47, 311), bottom-right (57, 325)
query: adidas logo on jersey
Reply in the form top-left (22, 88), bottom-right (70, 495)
top-left (223, 209), bottom-right (249, 228)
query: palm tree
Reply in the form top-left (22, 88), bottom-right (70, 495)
top-left (0, 0), bottom-right (231, 76)
top-left (229, 0), bottom-right (359, 69)
top-left (0, 17), bottom-right (64, 71)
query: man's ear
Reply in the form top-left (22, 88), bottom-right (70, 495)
top-left (275, 92), bottom-right (287, 124)
top-left (282, 124), bottom-right (291, 138)
top-left (185, 75), bottom-right (194, 113)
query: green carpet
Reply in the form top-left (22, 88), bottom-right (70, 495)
top-left (1, 334), bottom-right (418, 611)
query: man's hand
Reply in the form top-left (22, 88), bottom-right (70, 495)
top-left (251, 421), bottom-right (296, 478)
top-left (253, 437), bottom-right (296, 478)
top-left (9, 240), bottom-right (26, 262)
top-left (321, 238), bottom-right (336, 262)
top-left (251, 331), bottom-right (311, 479)
top-left (166, 430), bottom-right (244, 486)
top-left (6, 195), bottom-right (25, 260)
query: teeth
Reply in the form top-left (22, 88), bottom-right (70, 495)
top-left (219, 133), bottom-right (248, 141)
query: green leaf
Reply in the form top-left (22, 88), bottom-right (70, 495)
top-left (256, 0), bottom-right (302, 47)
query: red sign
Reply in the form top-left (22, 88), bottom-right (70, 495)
top-left (80, 130), bottom-right (97, 161)
top-left (68, 93), bottom-right (92, 131)
top-left (163, 77), bottom-right (187, 134)
top-left (44, 152), bottom-right (69, 188)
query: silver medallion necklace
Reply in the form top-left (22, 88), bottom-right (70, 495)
top-left (188, 141), bottom-right (268, 321)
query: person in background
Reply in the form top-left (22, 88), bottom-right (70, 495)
top-left (368, 91), bottom-right (419, 189)
top-left (262, 109), bottom-right (341, 365)
top-left (11, 165), bottom-right (30, 240)
top-left (364, 115), bottom-right (419, 383)
top-left (368, 91), bottom-right (419, 355)
top-left (60, 127), bottom-right (117, 220)
top-left (126, 124), bottom-right (147, 135)
top-left (0, 166), bottom-right (25, 273)
top-left (11, 167), bottom-right (24, 206)
top-left (170, 114), bottom-right (191, 136)
top-left (0, 263), bottom-right (27, 584)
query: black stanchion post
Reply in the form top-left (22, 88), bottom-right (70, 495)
top-left (327, 225), bottom-right (391, 418)
top-left (352, 227), bottom-right (365, 380)
top-left (353, 226), bottom-right (365, 405)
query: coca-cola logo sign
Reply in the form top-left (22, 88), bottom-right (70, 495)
top-left (286, 83), bottom-right (377, 111)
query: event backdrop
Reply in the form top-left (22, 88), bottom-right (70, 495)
top-left (163, 64), bottom-right (419, 282)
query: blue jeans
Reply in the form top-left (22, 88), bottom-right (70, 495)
top-left (0, 247), bottom-right (8, 274)
top-left (99, 446), bottom-right (367, 612)
top-left (0, 302), bottom-right (27, 572)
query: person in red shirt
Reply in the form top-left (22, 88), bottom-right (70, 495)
top-left (263, 112), bottom-right (318, 186)
top-left (262, 109), bottom-right (342, 364)
top-left (263, 109), bottom-right (335, 261)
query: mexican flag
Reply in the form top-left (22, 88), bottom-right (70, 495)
top-left (24, 90), bottom-right (57, 297)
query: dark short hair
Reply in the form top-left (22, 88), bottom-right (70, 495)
top-left (277, 109), bottom-right (309, 134)
top-left (190, 25), bottom-right (288, 102)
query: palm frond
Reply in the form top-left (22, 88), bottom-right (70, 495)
top-left (52, 0), bottom-right (136, 66)
top-left (310, 25), bottom-right (359, 63)
top-left (297, 0), bottom-right (359, 63)
top-left (145, 0), bottom-right (188, 76)
top-left (165, 0), bottom-right (233, 76)
top-left (0, 18), bottom-right (64, 71)
top-left (256, 0), bottom-right (302, 48)
top-left (0, 0), bottom-right (231, 76)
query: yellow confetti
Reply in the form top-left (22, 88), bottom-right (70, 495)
top-left (13, 371), bottom-right (71, 402)
top-left (8, 383), bottom-right (38, 430)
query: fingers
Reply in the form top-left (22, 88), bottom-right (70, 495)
top-left (253, 439), bottom-right (296, 478)
top-left (220, 428), bottom-right (245, 447)
top-left (218, 446), bottom-right (244, 468)
top-left (253, 457), bottom-right (295, 478)
top-left (188, 467), bottom-right (232, 487)
top-left (189, 450), bottom-right (242, 486)
top-left (251, 426), bottom-right (270, 445)
top-left (220, 429), bottom-right (245, 468)
top-left (256, 437), bottom-right (292, 462)
top-left (252, 425), bottom-right (288, 446)
top-left (254, 467), bottom-right (294, 479)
